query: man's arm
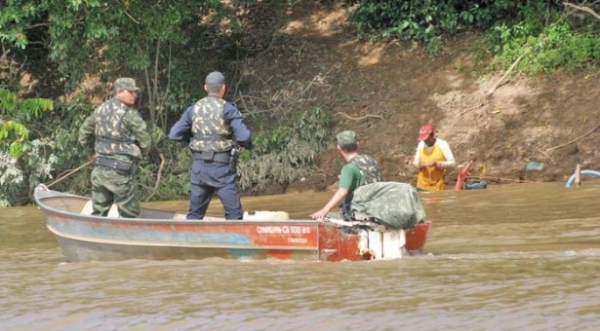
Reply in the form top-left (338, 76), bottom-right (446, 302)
top-left (224, 102), bottom-right (252, 150)
top-left (437, 139), bottom-right (456, 168)
top-left (123, 109), bottom-right (152, 156)
top-left (412, 141), bottom-right (425, 168)
top-left (168, 105), bottom-right (194, 143)
top-left (78, 112), bottom-right (97, 149)
top-left (310, 164), bottom-right (357, 220)
top-left (310, 187), bottom-right (349, 220)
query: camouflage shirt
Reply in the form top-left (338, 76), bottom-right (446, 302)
top-left (78, 98), bottom-right (151, 162)
top-left (189, 96), bottom-right (234, 153)
top-left (348, 154), bottom-right (384, 185)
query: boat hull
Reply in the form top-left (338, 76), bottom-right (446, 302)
top-left (53, 235), bottom-right (321, 262)
top-left (35, 186), bottom-right (431, 262)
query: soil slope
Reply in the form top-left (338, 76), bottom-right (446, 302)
top-left (242, 2), bottom-right (600, 193)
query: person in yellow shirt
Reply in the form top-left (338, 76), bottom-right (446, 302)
top-left (412, 124), bottom-right (456, 192)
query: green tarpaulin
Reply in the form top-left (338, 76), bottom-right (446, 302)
top-left (351, 182), bottom-right (427, 229)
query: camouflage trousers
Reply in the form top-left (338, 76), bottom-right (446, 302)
top-left (90, 166), bottom-right (140, 218)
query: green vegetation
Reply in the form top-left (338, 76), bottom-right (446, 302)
top-left (0, 89), bottom-right (55, 206)
top-left (238, 105), bottom-right (333, 192)
top-left (350, 0), bottom-right (516, 53)
top-left (0, 0), bottom-right (599, 205)
top-left (351, 0), bottom-right (599, 71)
top-left (488, 18), bottom-right (600, 74)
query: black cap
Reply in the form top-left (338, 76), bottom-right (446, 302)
top-left (205, 71), bottom-right (225, 87)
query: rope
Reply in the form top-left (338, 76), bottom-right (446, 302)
top-left (44, 153), bottom-right (165, 201)
top-left (45, 160), bottom-right (92, 188)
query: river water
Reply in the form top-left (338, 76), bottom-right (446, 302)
top-left (1, 182), bottom-right (599, 330)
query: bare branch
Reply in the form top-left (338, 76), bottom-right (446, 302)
top-left (158, 42), bottom-right (173, 133)
top-left (563, 2), bottom-right (600, 20)
top-left (124, 11), bottom-right (140, 24)
top-left (25, 23), bottom-right (50, 30)
top-left (238, 90), bottom-right (249, 113)
top-left (145, 153), bottom-right (165, 202)
top-left (536, 148), bottom-right (556, 165)
top-left (335, 112), bottom-right (384, 121)
top-left (486, 52), bottom-right (526, 97)
top-left (545, 123), bottom-right (600, 153)
top-left (150, 39), bottom-right (160, 127)
top-left (459, 102), bottom-right (486, 116)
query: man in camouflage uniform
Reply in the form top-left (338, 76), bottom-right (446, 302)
top-left (78, 77), bottom-right (151, 218)
top-left (168, 71), bottom-right (252, 220)
top-left (310, 130), bottom-right (383, 220)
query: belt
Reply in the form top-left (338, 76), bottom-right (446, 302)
top-left (94, 157), bottom-right (137, 175)
top-left (193, 151), bottom-right (231, 164)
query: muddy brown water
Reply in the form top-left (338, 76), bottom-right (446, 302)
top-left (1, 182), bottom-right (599, 330)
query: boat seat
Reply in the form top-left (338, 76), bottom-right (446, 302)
top-left (243, 211), bottom-right (290, 221)
top-left (80, 200), bottom-right (120, 218)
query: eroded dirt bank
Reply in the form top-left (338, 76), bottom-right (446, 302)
top-left (241, 3), bottom-right (600, 193)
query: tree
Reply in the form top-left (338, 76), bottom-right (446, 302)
top-left (0, 89), bottom-right (53, 157)
top-left (0, 0), bottom-right (242, 132)
top-left (0, 88), bottom-right (54, 206)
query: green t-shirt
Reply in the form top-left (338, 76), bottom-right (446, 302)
top-left (339, 162), bottom-right (363, 193)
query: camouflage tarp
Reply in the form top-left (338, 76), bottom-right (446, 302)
top-left (351, 182), bottom-right (427, 229)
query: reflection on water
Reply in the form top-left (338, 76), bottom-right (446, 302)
top-left (1, 182), bottom-right (600, 330)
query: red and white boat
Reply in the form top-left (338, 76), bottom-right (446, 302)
top-left (34, 185), bottom-right (431, 262)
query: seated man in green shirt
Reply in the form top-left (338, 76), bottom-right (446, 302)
top-left (310, 130), bottom-right (383, 220)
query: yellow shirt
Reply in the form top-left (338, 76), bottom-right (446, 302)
top-left (413, 138), bottom-right (455, 192)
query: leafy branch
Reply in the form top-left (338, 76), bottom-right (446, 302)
top-left (0, 89), bottom-right (53, 158)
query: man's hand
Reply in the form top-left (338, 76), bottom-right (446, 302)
top-left (310, 208), bottom-right (329, 220)
top-left (419, 161), bottom-right (437, 169)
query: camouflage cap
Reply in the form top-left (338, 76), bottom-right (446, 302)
top-left (336, 130), bottom-right (359, 145)
top-left (205, 71), bottom-right (225, 87)
top-left (114, 77), bottom-right (140, 91)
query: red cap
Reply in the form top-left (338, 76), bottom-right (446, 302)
top-left (418, 124), bottom-right (434, 141)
